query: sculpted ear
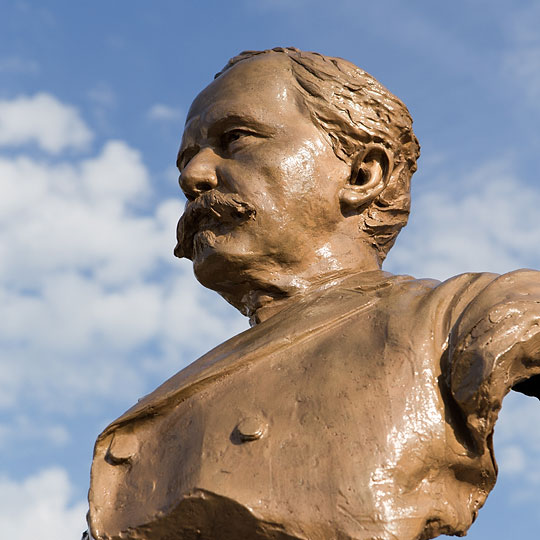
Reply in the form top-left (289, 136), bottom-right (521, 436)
top-left (339, 144), bottom-right (393, 210)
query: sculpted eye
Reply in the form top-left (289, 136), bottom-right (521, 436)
top-left (221, 129), bottom-right (253, 150)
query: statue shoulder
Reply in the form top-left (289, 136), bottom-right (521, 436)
top-left (446, 269), bottom-right (540, 448)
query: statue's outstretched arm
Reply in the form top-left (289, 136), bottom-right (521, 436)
top-left (448, 269), bottom-right (540, 449)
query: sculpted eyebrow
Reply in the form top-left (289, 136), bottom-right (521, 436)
top-left (207, 113), bottom-right (275, 137)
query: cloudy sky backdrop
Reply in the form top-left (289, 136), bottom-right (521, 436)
top-left (1, 1), bottom-right (540, 538)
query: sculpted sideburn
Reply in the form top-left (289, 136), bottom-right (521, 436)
top-left (87, 48), bottom-right (540, 540)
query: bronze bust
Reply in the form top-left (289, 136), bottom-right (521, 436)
top-left (87, 48), bottom-right (540, 540)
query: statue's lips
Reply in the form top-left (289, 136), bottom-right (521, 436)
top-left (174, 191), bottom-right (256, 260)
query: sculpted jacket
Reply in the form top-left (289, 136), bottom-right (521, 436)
top-left (88, 270), bottom-right (540, 540)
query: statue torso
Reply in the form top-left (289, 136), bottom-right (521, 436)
top-left (89, 271), bottom-right (500, 540)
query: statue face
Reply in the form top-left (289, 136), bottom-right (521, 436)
top-left (175, 54), bottom-right (350, 291)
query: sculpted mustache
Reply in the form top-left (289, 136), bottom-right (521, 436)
top-left (174, 191), bottom-right (256, 259)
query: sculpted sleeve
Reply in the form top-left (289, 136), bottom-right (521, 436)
top-left (448, 269), bottom-right (540, 449)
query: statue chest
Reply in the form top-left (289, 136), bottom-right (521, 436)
top-left (91, 315), bottom-right (464, 540)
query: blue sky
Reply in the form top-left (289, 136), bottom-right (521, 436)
top-left (1, 1), bottom-right (540, 538)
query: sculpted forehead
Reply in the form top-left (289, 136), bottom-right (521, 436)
top-left (186, 54), bottom-right (301, 128)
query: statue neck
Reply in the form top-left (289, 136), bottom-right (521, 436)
top-left (213, 237), bottom-right (383, 323)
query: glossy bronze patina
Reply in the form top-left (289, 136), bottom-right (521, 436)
top-left (88, 48), bottom-right (540, 540)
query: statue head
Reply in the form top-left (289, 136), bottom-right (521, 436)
top-left (174, 48), bottom-right (420, 316)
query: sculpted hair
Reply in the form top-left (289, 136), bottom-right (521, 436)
top-left (216, 47), bottom-right (420, 262)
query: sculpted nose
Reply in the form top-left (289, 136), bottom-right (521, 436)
top-left (179, 148), bottom-right (219, 200)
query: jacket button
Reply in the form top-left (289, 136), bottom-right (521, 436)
top-left (235, 417), bottom-right (267, 442)
top-left (106, 431), bottom-right (139, 464)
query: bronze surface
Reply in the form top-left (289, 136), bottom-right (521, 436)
top-left (88, 48), bottom-right (540, 540)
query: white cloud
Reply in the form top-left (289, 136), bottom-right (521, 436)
top-left (386, 157), bottom-right (540, 280)
top-left (0, 93), bottom-right (93, 154)
top-left (0, 260), bottom-right (246, 414)
top-left (0, 105), bottom-right (246, 415)
top-left (0, 467), bottom-right (87, 540)
top-left (147, 103), bottom-right (184, 122)
top-left (244, 0), bottom-right (309, 11)
top-left (0, 56), bottom-right (39, 74)
top-left (497, 444), bottom-right (527, 475)
top-left (87, 83), bottom-right (116, 108)
top-left (0, 140), bottom-right (157, 288)
top-left (492, 392), bottom-right (540, 505)
top-left (0, 415), bottom-right (69, 448)
top-left (501, 3), bottom-right (540, 103)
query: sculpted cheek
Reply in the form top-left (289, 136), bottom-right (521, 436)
top-left (278, 144), bottom-right (318, 194)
